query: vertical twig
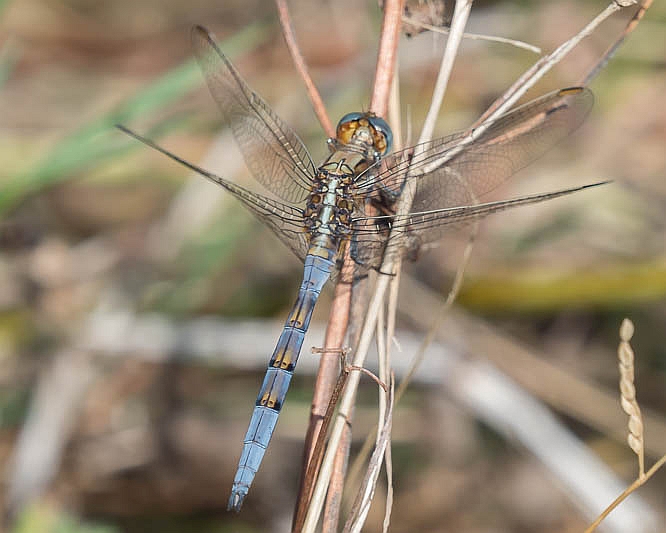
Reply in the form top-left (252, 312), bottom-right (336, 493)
top-left (369, 0), bottom-right (405, 117)
top-left (341, 374), bottom-right (395, 533)
top-left (300, 1), bottom-right (406, 530)
top-left (302, 2), bottom-right (473, 530)
top-left (293, 357), bottom-right (351, 532)
top-left (417, 0), bottom-right (473, 145)
top-left (275, 0), bottom-right (335, 138)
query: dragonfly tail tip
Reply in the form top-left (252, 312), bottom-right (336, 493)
top-left (227, 490), bottom-right (245, 513)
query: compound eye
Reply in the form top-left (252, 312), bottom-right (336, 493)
top-left (336, 112), bottom-right (364, 145)
top-left (367, 116), bottom-right (393, 155)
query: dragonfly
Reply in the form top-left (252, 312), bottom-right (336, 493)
top-left (118, 25), bottom-right (604, 512)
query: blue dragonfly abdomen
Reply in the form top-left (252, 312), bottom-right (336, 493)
top-left (228, 252), bottom-right (335, 511)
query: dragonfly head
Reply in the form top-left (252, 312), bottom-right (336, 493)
top-left (336, 112), bottom-right (393, 155)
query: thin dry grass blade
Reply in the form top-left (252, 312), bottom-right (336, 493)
top-left (581, 0), bottom-right (653, 86)
top-left (474, 1), bottom-right (638, 129)
top-left (275, 0), bottom-right (334, 137)
top-left (341, 374), bottom-right (395, 533)
top-left (401, 14), bottom-right (541, 54)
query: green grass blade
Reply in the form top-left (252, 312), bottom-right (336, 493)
top-left (0, 22), bottom-right (270, 215)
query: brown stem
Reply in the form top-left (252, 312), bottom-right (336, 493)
top-left (370, 0), bottom-right (406, 117)
top-left (580, 0), bottom-right (653, 86)
top-left (284, 0), bottom-right (404, 527)
top-left (293, 361), bottom-right (351, 532)
top-left (320, 0), bottom-right (405, 527)
top-left (275, 0), bottom-right (335, 138)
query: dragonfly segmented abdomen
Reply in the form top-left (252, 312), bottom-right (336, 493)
top-left (227, 253), bottom-right (335, 512)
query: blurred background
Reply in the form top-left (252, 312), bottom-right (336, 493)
top-left (0, 0), bottom-right (665, 531)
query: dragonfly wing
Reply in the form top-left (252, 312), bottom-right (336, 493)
top-left (117, 125), bottom-right (311, 262)
top-left (192, 25), bottom-right (317, 204)
top-left (350, 88), bottom-right (594, 268)
top-left (361, 87), bottom-right (593, 208)
top-left (350, 182), bottom-right (607, 269)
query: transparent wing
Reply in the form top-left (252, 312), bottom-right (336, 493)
top-left (117, 126), bottom-right (311, 262)
top-left (350, 88), bottom-right (594, 268)
top-left (349, 182), bottom-right (606, 269)
top-left (192, 25), bottom-right (317, 204)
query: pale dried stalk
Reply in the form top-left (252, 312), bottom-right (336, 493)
top-left (581, 0), bottom-right (653, 86)
top-left (381, 268), bottom-right (400, 533)
top-left (302, 2), bottom-right (474, 531)
top-left (584, 318), bottom-right (666, 533)
top-left (418, 0), bottom-right (473, 145)
top-left (342, 374), bottom-right (395, 533)
top-left (300, 1), bottom-right (405, 530)
top-left (475, 0), bottom-right (638, 128)
top-left (401, 14), bottom-right (542, 54)
top-left (374, 54), bottom-right (403, 533)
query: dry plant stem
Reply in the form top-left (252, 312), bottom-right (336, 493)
top-left (401, 14), bottom-right (542, 54)
top-left (274, 0), bottom-right (335, 138)
top-left (418, 0), bottom-right (473, 145)
top-left (374, 295), bottom-right (392, 533)
top-left (382, 269), bottom-right (400, 533)
top-left (381, 441), bottom-right (394, 533)
top-left (387, 61), bottom-right (403, 153)
top-left (342, 375), bottom-right (395, 533)
top-left (580, 0), bottom-right (653, 86)
top-left (376, 299), bottom-right (389, 441)
top-left (583, 455), bottom-right (666, 533)
top-left (301, 3), bottom-right (473, 531)
top-left (293, 361), bottom-right (351, 533)
top-left (585, 319), bottom-right (666, 532)
top-left (475, 0), bottom-right (638, 129)
top-left (322, 277), bottom-right (369, 531)
top-left (369, 0), bottom-right (406, 117)
top-left (315, 0), bottom-right (405, 528)
top-left (322, 423), bottom-right (351, 532)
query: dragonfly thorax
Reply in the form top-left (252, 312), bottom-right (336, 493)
top-left (303, 156), bottom-right (359, 257)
